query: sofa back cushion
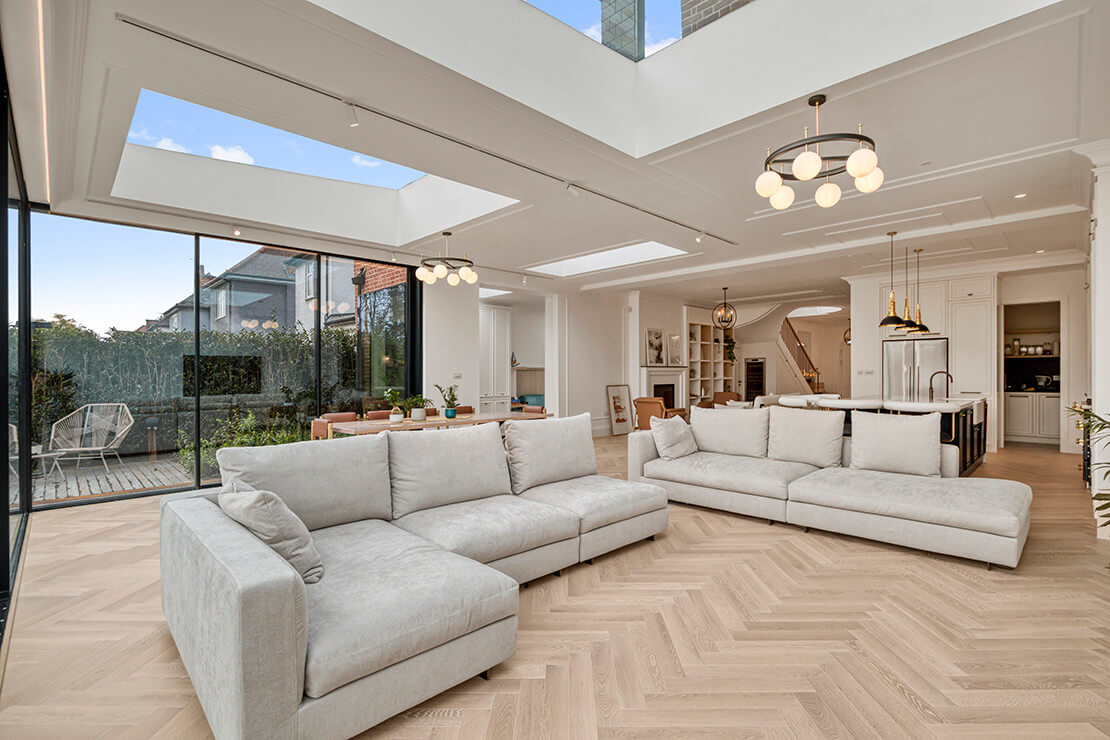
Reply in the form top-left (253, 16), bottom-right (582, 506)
top-left (502, 413), bottom-right (597, 494)
top-left (767, 406), bottom-right (845, 468)
top-left (389, 422), bottom-right (512, 518)
top-left (850, 410), bottom-right (942, 477)
top-left (217, 433), bottom-right (391, 530)
top-left (650, 415), bottom-right (698, 461)
top-left (689, 406), bottom-right (769, 458)
top-left (217, 489), bottom-right (324, 583)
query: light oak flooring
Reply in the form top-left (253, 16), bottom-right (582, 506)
top-left (1, 440), bottom-right (1109, 738)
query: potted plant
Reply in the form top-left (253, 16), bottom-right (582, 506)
top-left (405, 394), bottom-right (431, 421)
top-left (384, 388), bottom-right (404, 423)
top-left (435, 383), bottom-right (460, 418)
top-left (1070, 405), bottom-right (1110, 538)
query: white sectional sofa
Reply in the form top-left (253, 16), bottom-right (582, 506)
top-left (160, 413), bottom-right (667, 740)
top-left (629, 406), bottom-right (1032, 569)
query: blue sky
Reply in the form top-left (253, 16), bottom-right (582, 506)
top-left (525, 0), bottom-right (683, 56)
top-left (127, 89), bottom-right (426, 189)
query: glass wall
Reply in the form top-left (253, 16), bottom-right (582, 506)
top-left (7, 206), bottom-right (17, 552)
top-left (196, 238), bottom-right (317, 483)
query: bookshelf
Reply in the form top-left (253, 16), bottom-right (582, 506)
top-left (686, 319), bottom-right (735, 407)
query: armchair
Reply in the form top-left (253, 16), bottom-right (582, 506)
top-left (633, 397), bottom-right (687, 430)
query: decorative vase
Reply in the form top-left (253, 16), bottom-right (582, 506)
top-left (389, 406), bottom-right (403, 423)
top-left (410, 407), bottom-right (427, 422)
top-left (444, 408), bottom-right (457, 419)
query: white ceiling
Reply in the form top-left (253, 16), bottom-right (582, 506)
top-left (3, 0), bottom-right (1106, 307)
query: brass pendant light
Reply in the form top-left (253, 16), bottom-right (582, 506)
top-left (878, 231), bottom-right (905, 328)
top-left (894, 240), bottom-right (919, 332)
top-left (908, 248), bottom-right (930, 333)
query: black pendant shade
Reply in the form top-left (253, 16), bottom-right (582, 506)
top-left (908, 248), bottom-right (930, 333)
top-left (878, 231), bottom-right (905, 328)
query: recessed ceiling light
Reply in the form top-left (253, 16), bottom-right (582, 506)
top-left (1014, 193), bottom-right (1027, 199)
top-left (695, 232), bottom-right (704, 243)
top-left (232, 226), bottom-right (242, 237)
top-left (529, 241), bottom-right (687, 277)
top-left (1036, 249), bottom-right (1045, 254)
top-left (788, 306), bottom-right (843, 318)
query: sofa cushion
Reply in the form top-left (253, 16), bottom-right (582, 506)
top-left (393, 495), bottom-right (579, 563)
top-left (768, 406), bottom-right (845, 468)
top-left (502, 413), bottom-right (597, 494)
top-left (787, 467), bottom-right (1032, 538)
top-left (217, 489), bottom-right (324, 583)
top-left (389, 422), bottom-right (512, 519)
top-left (650, 415), bottom-right (697, 460)
top-left (304, 519), bottom-right (517, 698)
top-left (689, 406), bottom-right (769, 458)
top-left (520, 475), bottom-right (667, 533)
top-left (216, 433), bottom-right (390, 530)
top-left (643, 451), bottom-right (817, 500)
top-left (851, 410), bottom-right (941, 477)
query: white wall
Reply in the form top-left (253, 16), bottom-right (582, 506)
top-left (637, 295), bottom-right (687, 366)
top-left (999, 265), bottom-right (1090, 454)
top-left (508, 302), bottom-right (545, 368)
top-left (422, 282), bottom-right (480, 407)
top-left (565, 291), bottom-right (627, 435)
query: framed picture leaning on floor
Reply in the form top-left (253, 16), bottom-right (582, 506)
top-left (606, 384), bottom-right (634, 435)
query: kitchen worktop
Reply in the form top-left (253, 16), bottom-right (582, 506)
top-left (786, 395), bottom-right (987, 413)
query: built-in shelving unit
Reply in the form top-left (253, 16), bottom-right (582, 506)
top-left (687, 321), bottom-right (735, 406)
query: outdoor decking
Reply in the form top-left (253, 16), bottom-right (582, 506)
top-left (11, 455), bottom-right (195, 504)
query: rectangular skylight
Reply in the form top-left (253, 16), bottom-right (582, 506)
top-left (528, 241), bottom-right (687, 277)
top-left (524, 0), bottom-right (681, 58)
top-left (478, 288), bottom-right (512, 298)
top-left (127, 89), bottom-right (425, 189)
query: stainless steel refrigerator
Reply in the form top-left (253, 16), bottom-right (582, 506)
top-left (883, 338), bottom-right (949, 401)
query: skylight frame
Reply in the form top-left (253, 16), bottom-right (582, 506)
top-left (527, 241), bottom-right (687, 278)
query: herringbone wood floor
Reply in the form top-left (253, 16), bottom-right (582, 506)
top-left (2, 439), bottom-right (1109, 738)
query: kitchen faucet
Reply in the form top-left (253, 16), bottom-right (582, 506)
top-left (929, 371), bottom-right (953, 402)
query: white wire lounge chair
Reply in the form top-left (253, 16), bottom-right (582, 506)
top-left (48, 403), bottom-right (135, 473)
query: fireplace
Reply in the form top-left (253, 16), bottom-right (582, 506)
top-left (653, 383), bottom-right (676, 409)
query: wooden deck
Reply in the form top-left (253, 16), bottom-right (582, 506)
top-left (10, 454), bottom-right (194, 505)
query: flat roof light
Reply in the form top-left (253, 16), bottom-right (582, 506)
top-left (479, 288), bottom-right (512, 298)
top-left (528, 241), bottom-right (687, 277)
top-left (788, 306), bottom-right (843, 318)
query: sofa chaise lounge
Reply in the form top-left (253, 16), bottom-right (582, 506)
top-left (628, 405), bottom-right (1032, 569)
top-left (160, 413), bottom-right (667, 739)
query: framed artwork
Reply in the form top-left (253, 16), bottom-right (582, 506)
top-left (606, 384), bottom-right (634, 435)
top-left (667, 334), bottom-right (683, 366)
top-left (688, 325), bottom-right (699, 342)
top-left (645, 327), bottom-right (665, 366)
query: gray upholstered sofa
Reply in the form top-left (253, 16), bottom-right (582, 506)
top-left (160, 413), bottom-right (666, 739)
top-left (628, 406), bottom-right (1031, 569)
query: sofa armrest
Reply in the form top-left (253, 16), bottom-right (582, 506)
top-left (627, 431), bottom-right (659, 482)
top-left (161, 495), bottom-right (307, 739)
top-left (941, 444), bottom-right (960, 478)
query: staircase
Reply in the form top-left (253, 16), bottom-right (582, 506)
top-left (779, 319), bottom-right (822, 393)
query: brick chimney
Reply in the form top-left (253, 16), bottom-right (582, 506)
top-left (601, 0), bottom-right (645, 61)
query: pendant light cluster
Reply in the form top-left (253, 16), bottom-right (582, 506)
top-left (877, 231), bottom-right (930, 333)
top-left (713, 287), bottom-right (736, 329)
top-left (415, 232), bottom-right (478, 287)
top-left (754, 95), bottom-right (883, 211)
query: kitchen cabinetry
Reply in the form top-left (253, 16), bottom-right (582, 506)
top-left (479, 305), bottom-right (511, 413)
top-left (949, 299), bottom-right (992, 395)
top-left (1004, 392), bottom-right (1059, 443)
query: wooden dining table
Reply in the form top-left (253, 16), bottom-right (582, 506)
top-left (327, 411), bottom-right (550, 436)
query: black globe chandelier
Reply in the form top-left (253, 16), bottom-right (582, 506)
top-left (713, 287), bottom-right (736, 329)
top-left (415, 231), bottom-right (478, 287)
top-left (754, 94), bottom-right (884, 210)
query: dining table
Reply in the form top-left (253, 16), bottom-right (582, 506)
top-left (327, 410), bottom-right (550, 436)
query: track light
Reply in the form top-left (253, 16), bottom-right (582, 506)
top-left (346, 103), bottom-right (360, 128)
top-left (695, 232), bottom-right (704, 243)
top-left (565, 182), bottom-right (579, 196)
top-left (522, 275), bottom-right (527, 287)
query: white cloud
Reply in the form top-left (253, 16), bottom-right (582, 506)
top-left (645, 36), bottom-right (678, 56)
top-left (154, 137), bottom-right (189, 154)
top-left (128, 127), bottom-right (157, 142)
top-left (582, 23), bottom-right (601, 42)
top-left (209, 144), bottom-right (255, 164)
top-left (351, 154), bottom-right (381, 168)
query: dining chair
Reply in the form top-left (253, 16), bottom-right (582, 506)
top-left (311, 412), bottom-right (359, 440)
top-left (632, 397), bottom-right (686, 430)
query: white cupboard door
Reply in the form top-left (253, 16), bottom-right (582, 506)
top-left (494, 308), bottom-right (511, 396)
top-left (949, 276), bottom-right (993, 300)
top-left (1004, 394), bottom-right (1034, 437)
top-left (950, 300), bottom-right (991, 395)
top-left (479, 307), bottom-right (493, 397)
top-left (915, 280), bottom-right (947, 336)
top-left (1037, 394), bottom-right (1061, 438)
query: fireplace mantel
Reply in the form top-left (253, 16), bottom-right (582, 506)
top-left (638, 366), bottom-right (688, 410)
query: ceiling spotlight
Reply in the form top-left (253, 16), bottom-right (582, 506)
top-left (1036, 249), bottom-right (1046, 254)
top-left (232, 226), bottom-right (242, 237)
top-left (1014, 193), bottom-right (1027, 199)
top-left (390, 252), bottom-right (397, 262)
top-left (522, 275), bottom-right (527, 287)
top-left (695, 232), bottom-right (704, 243)
top-left (346, 103), bottom-right (360, 128)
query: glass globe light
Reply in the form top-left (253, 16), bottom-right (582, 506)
top-left (846, 147), bottom-right (877, 178)
top-left (465, 271), bottom-right (478, 284)
top-left (433, 263), bottom-right (448, 279)
top-left (447, 272), bottom-right (461, 286)
top-left (458, 265), bottom-right (474, 281)
top-left (854, 166), bottom-right (885, 194)
top-left (814, 181), bottom-right (842, 208)
top-left (415, 266), bottom-right (429, 281)
top-left (424, 274), bottom-right (437, 286)
top-left (769, 184), bottom-right (795, 210)
top-left (754, 170), bottom-right (783, 198)
top-left (791, 150), bottom-right (822, 181)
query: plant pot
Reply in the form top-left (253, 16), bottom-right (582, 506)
top-left (410, 408), bottom-right (427, 422)
top-left (444, 408), bottom-right (457, 419)
top-left (389, 407), bottom-right (404, 423)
